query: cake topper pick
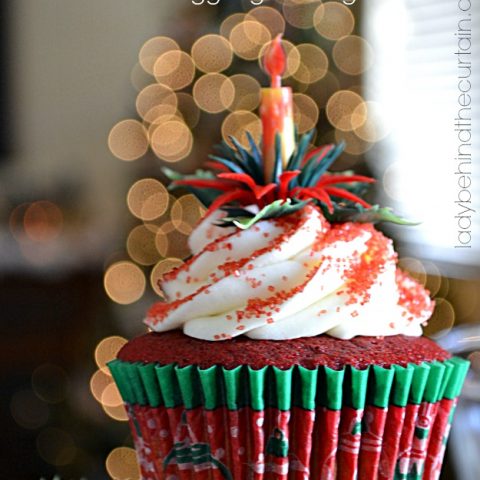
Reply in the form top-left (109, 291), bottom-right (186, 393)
top-left (163, 36), bottom-right (415, 230)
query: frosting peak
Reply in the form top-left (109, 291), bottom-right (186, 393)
top-left (145, 206), bottom-right (433, 341)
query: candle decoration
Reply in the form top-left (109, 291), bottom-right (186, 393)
top-left (260, 35), bottom-right (295, 180)
top-left (163, 36), bottom-right (414, 230)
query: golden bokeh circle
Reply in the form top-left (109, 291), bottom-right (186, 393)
top-left (90, 369), bottom-right (113, 403)
top-left (153, 50), bottom-right (195, 91)
top-left (282, 0), bottom-right (321, 30)
top-left (143, 103), bottom-right (179, 127)
top-left (193, 73), bottom-right (235, 113)
top-left (138, 36), bottom-right (179, 75)
top-left (101, 383), bottom-right (123, 408)
top-left (229, 74), bottom-right (261, 112)
top-left (151, 257), bottom-right (184, 297)
top-left (221, 110), bottom-right (262, 148)
top-left (353, 101), bottom-right (391, 142)
top-left (191, 34), bottom-right (233, 73)
top-left (326, 90), bottom-right (367, 131)
top-left (293, 44), bottom-right (329, 84)
top-left (130, 62), bottom-right (152, 92)
top-left (94, 336), bottom-right (128, 374)
top-left (220, 13), bottom-right (245, 39)
top-left (136, 84), bottom-right (177, 120)
top-left (423, 298), bottom-right (455, 338)
top-left (333, 35), bottom-right (374, 76)
top-left (155, 221), bottom-right (191, 259)
top-left (293, 93), bottom-right (319, 133)
top-left (314, 2), bottom-right (355, 41)
top-left (422, 260), bottom-right (442, 298)
top-left (127, 225), bottom-right (161, 266)
top-left (106, 447), bottom-right (140, 480)
top-left (102, 403), bottom-right (129, 422)
top-left (127, 178), bottom-right (169, 221)
top-left (104, 261), bottom-right (146, 305)
top-left (150, 120), bottom-right (193, 162)
top-left (171, 194), bottom-right (206, 235)
top-left (108, 120), bottom-right (149, 161)
top-left (229, 20), bottom-right (271, 61)
top-left (245, 6), bottom-right (285, 37)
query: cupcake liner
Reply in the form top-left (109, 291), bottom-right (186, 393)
top-left (108, 356), bottom-right (469, 480)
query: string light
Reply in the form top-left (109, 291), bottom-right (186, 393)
top-left (314, 2), bottom-right (355, 41)
top-left (127, 179), bottom-right (169, 221)
top-left (193, 73), bottom-right (235, 113)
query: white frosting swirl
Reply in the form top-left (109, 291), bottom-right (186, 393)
top-left (145, 206), bottom-right (434, 341)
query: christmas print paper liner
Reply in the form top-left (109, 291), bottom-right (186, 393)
top-left (108, 356), bottom-right (469, 480)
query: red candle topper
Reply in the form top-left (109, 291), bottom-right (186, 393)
top-left (260, 35), bottom-right (295, 181)
top-left (264, 34), bottom-right (287, 88)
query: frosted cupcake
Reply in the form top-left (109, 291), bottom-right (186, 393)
top-left (109, 36), bottom-right (469, 480)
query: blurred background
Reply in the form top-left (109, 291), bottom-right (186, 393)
top-left (1, 0), bottom-right (478, 478)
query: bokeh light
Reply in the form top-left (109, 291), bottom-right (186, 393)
top-left (90, 369), bottom-right (113, 404)
top-left (36, 428), bottom-right (76, 466)
top-left (150, 120), bottom-right (193, 162)
top-left (138, 36), bottom-right (179, 75)
top-left (171, 194), bottom-right (206, 235)
top-left (398, 257), bottom-right (428, 286)
top-left (220, 13), bottom-right (245, 39)
top-left (193, 73), bottom-right (235, 113)
top-left (10, 390), bottom-right (49, 429)
top-left (151, 258), bottom-right (184, 297)
top-left (104, 261), bottom-right (146, 305)
top-left (326, 90), bottom-right (366, 131)
top-left (282, 0), bottom-right (321, 30)
top-left (221, 110), bottom-right (262, 148)
top-left (334, 129), bottom-right (373, 155)
top-left (102, 404), bottom-right (129, 422)
top-left (332, 35), bottom-right (374, 76)
top-left (94, 336), bottom-right (128, 374)
top-left (293, 93), bottom-right (319, 133)
top-left (353, 101), bottom-right (391, 142)
top-left (106, 447), bottom-right (140, 480)
top-left (292, 44), bottom-right (329, 84)
top-left (245, 6), bottom-right (285, 37)
top-left (108, 120), bottom-right (149, 162)
top-left (31, 364), bottom-right (68, 404)
top-left (229, 20), bottom-right (271, 61)
top-left (424, 298), bottom-right (456, 338)
top-left (191, 34), bottom-right (233, 73)
top-left (136, 84), bottom-right (177, 120)
top-left (229, 74), bottom-right (261, 112)
top-left (127, 225), bottom-right (161, 266)
top-left (153, 50), bottom-right (195, 90)
top-left (127, 179), bottom-right (169, 221)
top-left (23, 201), bottom-right (63, 243)
top-left (101, 383), bottom-right (123, 408)
top-left (155, 221), bottom-right (190, 259)
top-left (314, 2), bottom-right (355, 41)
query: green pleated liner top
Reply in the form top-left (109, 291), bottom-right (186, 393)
top-left (108, 332), bottom-right (469, 480)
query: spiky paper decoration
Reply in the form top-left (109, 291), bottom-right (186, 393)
top-left (163, 129), bottom-right (414, 230)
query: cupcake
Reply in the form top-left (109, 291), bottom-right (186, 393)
top-left (109, 36), bottom-right (469, 480)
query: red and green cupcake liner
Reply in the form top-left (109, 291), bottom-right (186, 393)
top-left (108, 357), bottom-right (469, 480)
